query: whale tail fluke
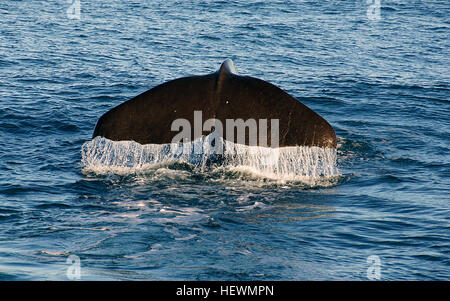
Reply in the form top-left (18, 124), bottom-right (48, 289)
top-left (93, 60), bottom-right (336, 148)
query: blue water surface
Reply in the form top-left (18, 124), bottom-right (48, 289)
top-left (0, 0), bottom-right (449, 280)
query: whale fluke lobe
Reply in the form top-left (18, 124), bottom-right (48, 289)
top-left (93, 60), bottom-right (337, 148)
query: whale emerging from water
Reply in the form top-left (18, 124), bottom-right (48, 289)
top-left (92, 59), bottom-right (336, 148)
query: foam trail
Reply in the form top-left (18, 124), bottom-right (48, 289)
top-left (81, 135), bottom-right (338, 181)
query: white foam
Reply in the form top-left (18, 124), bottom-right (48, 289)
top-left (80, 135), bottom-right (339, 183)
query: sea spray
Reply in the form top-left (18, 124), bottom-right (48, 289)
top-left (81, 135), bottom-right (338, 181)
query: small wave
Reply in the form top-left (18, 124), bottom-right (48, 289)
top-left (81, 135), bottom-right (339, 185)
top-left (382, 6), bottom-right (397, 12)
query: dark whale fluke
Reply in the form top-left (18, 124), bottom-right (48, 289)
top-left (93, 59), bottom-right (336, 148)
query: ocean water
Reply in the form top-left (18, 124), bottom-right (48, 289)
top-left (0, 0), bottom-right (449, 280)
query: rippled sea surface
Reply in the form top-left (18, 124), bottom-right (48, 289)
top-left (0, 0), bottom-right (449, 280)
